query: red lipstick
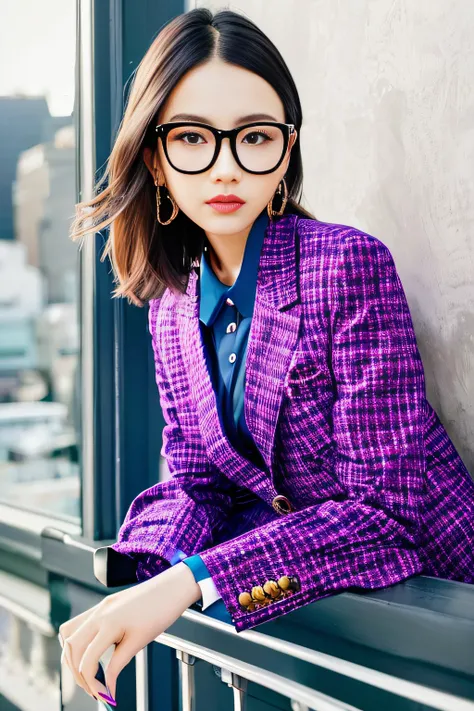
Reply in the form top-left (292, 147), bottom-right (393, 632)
top-left (205, 194), bottom-right (245, 213)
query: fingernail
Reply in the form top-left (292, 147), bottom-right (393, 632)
top-left (98, 692), bottom-right (117, 707)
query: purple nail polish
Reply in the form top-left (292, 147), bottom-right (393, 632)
top-left (98, 691), bottom-right (117, 706)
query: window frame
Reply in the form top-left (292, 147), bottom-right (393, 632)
top-left (0, 0), bottom-right (168, 581)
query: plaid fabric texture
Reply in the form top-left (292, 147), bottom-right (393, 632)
top-left (112, 214), bottom-right (474, 633)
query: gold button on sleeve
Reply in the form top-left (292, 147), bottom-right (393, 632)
top-left (263, 580), bottom-right (281, 599)
top-left (238, 591), bottom-right (252, 608)
top-left (277, 575), bottom-right (291, 591)
top-left (251, 585), bottom-right (266, 601)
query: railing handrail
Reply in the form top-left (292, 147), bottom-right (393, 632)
top-left (41, 528), bottom-right (474, 709)
top-left (154, 634), bottom-right (363, 711)
top-left (156, 612), bottom-right (474, 711)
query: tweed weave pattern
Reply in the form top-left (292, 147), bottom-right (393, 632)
top-left (112, 215), bottom-right (474, 633)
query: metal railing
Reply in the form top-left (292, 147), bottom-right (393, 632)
top-left (39, 528), bottom-right (474, 711)
top-left (133, 608), bottom-right (474, 711)
top-left (0, 570), bottom-right (59, 711)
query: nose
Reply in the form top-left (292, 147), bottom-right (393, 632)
top-left (209, 136), bottom-right (241, 181)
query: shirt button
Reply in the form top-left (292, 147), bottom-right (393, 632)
top-left (226, 322), bottom-right (237, 334)
top-left (229, 353), bottom-right (237, 364)
top-left (226, 297), bottom-right (234, 306)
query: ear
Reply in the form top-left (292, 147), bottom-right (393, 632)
top-left (289, 129), bottom-right (298, 151)
top-left (283, 129), bottom-right (298, 171)
top-left (142, 146), bottom-right (162, 183)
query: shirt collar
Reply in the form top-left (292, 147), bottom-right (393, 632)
top-left (199, 210), bottom-right (269, 326)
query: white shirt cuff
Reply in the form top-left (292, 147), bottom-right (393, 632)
top-left (198, 576), bottom-right (222, 610)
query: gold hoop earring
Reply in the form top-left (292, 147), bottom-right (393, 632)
top-left (155, 181), bottom-right (179, 225)
top-left (267, 177), bottom-right (288, 220)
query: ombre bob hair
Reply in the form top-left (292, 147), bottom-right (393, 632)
top-left (70, 7), bottom-right (316, 307)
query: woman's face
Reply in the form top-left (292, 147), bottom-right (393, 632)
top-left (143, 57), bottom-right (297, 239)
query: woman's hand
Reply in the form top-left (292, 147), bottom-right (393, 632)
top-left (58, 561), bottom-right (202, 705)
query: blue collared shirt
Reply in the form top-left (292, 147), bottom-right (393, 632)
top-left (180, 210), bottom-right (269, 621)
top-left (198, 209), bottom-right (268, 467)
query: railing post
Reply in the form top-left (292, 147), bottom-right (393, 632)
top-left (176, 650), bottom-right (196, 711)
top-left (220, 669), bottom-right (248, 711)
top-left (291, 701), bottom-right (310, 711)
top-left (135, 647), bottom-right (149, 711)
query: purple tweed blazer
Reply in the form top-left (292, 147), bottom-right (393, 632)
top-left (112, 214), bottom-right (474, 633)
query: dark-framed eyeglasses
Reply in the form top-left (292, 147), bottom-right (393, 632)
top-left (154, 120), bottom-right (296, 175)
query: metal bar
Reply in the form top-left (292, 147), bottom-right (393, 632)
top-left (177, 609), bottom-right (474, 711)
top-left (291, 702), bottom-right (310, 711)
top-left (135, 648), bottom-right (149, 711)
top-left (158, 635), bottom-right (361, 711)
top-left (176, 650), bottom-right (196, 711)
top-left (232, 685), bottom-right (247, 711)
top-left (78, 0), bottom-right (96, 540)
top-left (0, 503), bottom-right (80, 538)
top-left (221, 669), bottom-right (248, 711)
top-left (0, 595), bottom-right (54, 638)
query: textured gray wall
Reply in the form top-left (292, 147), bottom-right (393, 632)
top-left (193, 1), bottom-right (474, 474)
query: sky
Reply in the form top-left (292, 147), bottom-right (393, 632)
top-left (0, 0), bottom-right (76, 116)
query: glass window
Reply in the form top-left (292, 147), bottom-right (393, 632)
top-left (0, 0), bottom-right (80, 521)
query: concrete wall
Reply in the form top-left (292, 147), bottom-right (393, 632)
top-left (191, 0), bottom-right (474, 473)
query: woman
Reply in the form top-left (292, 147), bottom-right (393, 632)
top-left (60, 7), bottom-right (474, 707)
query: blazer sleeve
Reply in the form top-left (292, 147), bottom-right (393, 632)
top-left (198, 232), bottom-right (429, 633)
top-left (110, 298), bottom-right (233, 582)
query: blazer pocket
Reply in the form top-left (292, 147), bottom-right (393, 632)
top-left (286, 359), bottom-right (328, 394)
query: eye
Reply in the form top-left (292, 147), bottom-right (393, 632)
top-left (173, 132), bottom-right (207, 145)
top-left (241, 130), bottom-right (272, 145)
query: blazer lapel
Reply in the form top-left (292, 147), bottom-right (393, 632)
top-left (243, 213), bottom-right (301, 471)
top-left (174, 213), bottom-right (301, 507)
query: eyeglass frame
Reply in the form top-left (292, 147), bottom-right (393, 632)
top-left (154, 120), bottom-right (296, 175)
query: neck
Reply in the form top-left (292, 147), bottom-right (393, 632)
top-left (204, 225), bottom-right (252, 286)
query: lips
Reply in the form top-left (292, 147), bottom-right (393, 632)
top-left (206, 201), bottom-right (244, 213)
top-left (206, 194), bottom-right (245, 204)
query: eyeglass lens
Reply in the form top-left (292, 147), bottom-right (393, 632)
top-left (165, 124), bottom-right (286, 172)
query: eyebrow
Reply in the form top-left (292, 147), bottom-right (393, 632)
top-left (167, 112), bottom-right (280, 125)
